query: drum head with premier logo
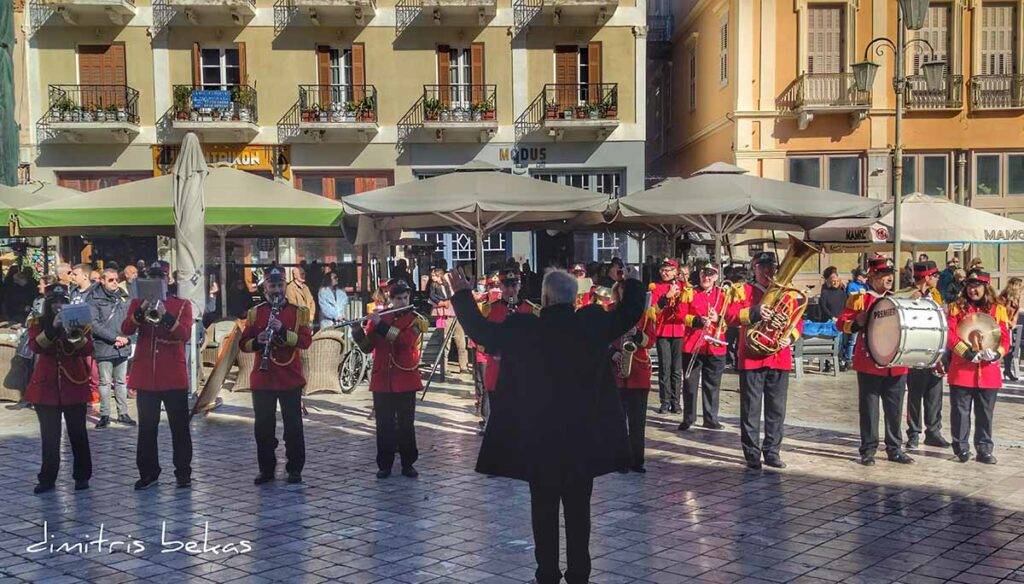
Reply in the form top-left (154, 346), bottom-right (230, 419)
top-left (866, 297), bottom-right (901, 367)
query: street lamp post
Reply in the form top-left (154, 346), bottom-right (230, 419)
top-left (851, 0), bottom-right (944, 269)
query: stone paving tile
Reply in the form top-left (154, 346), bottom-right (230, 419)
top-left (0, 372), bottom-right (1023, 583)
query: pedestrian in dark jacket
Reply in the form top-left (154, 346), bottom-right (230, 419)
top-left (819, 267), bottom-right (848, 321)
top-left (452, 266), bottom-right (644, 584)
top-left (88, 268), bottom-right (134, 428)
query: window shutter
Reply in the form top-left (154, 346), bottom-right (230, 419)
top-left (913, 4), bottom-right (949, 75)
top-left (107, 44), bottom-right (127, 106)
top-left (235, 42), bottom-right (247, 85)
top-left (352, 43), bottom-right (366, 101)
top-left (555, 46), bottom-right (577, 106)
top-left (191, 42), bottom-right (202, 87)
top-left (437, 45), bottom-right (450, 107)
top-left (316, 45), bottom-right (332, 107)
top-left (807, 6), bottom-right (843, 74)
top-left (587, 41), bottom-right (602, 104)
top-left (471, 42), bottom-right (485, 103)
top-left (720, 20), bottom-right (728, 84)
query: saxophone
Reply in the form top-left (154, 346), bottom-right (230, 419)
top-left (745, 235), bottom-right (820, 357)
top-left (619, 337), bottom-right (638, 378)
top-left (259, 294), bottom-right (285, 372)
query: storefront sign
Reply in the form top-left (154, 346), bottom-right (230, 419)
top-left (191, 90), bottom-right (232, 111)
top-left (499, 147), bottom-right (548, 163)
top-left (153, 145), bottom-right (291, 179)
top-left (984, 229), bottom-right (1024, 242)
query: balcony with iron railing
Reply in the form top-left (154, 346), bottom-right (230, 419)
top-left (513, 0), bottom-right (617, 35)
top-left (969, 75), bottom-right (1024, 111)
top-left (153, 0), bottom-right (256, 30)
top-left (515, 83), bottom-right (618, 140)
top-left (171, 85), bottom-right (259, 141)
top-left (278, 85), bottom-right (379, 143)
top-left (37, 84), bottom-right (140, 143)
top-left (272, 0), bottom-right (376, 34)
top-left (905, 74), bottom-right (963, 110)
top-left (31, 0), bottom-right (136, 28)
top-left (395, 0), bottom-right (496, 35)
top-left (397, 84), bottom-right (497, 144)
top-left (776, 73), bottom-right (871, 130)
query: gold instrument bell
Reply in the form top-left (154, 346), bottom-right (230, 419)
top-left (957, 313), bottom-right (1001, 352)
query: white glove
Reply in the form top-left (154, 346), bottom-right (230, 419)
top-left (980, 348), bottom-right (1000, 362)
top-left (970, 352), bottom-right (982, 364)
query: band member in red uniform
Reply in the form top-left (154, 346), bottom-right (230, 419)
top-left (612, 298), bottom-right (657, 473)
top-left (476, 269), bottom-right (538, 434)
top-left (351, 279), bottom-right (430, 478)
top-left (26, 284), bottom-right (93, 494)
top-left (837, 256), bottom-right (915, 466)
top-left (650, 259), bottom-right (686, 414)
top-left (122, 263), bottom-right (194, 489)
top-left (726, 252), bottom-right (798, 469)
top-left (904, 260), bottom-right (951, 450)
top-left (679, 263), bottom-right (728, 431)
top-left (946, 269), bottom-right (1009, 464)
top-left (240, 266), bottom-right (313, 485)
top-left (573, 264), bottom-right (593, 309)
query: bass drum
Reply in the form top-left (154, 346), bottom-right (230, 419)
top-left (866, 296), bottom-right (948, 369)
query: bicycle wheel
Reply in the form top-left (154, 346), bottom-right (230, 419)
top-left (339, 349), bottom-right (365, 394)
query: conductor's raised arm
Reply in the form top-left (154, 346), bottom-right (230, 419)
top-left (450, 268), bottom-right (506, 354)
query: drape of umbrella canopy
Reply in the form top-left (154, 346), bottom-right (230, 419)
top-left (342, 165), bottom-right (613, 276)
top-left (173, 134), bottom-right (207, 394)
top-left (807, 192), bottom-right (1024, 251)
top-left (617, 162), bottom-right (882, 263)
top-left (0, 182), bottom-right (80, 235)
top-left (0, 0), bottom-right (17, 187)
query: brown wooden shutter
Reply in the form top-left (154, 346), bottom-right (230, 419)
top-left (555, 45), bottom-right (577, 106)
top-left (912, 4), bottom-right (949, 75)
top-left (471, 43), bottom-right (485, 102)
top-left (352, 43), bottom-right (366, 101)
top-left (587, 41), bottom-right (601, 104)
top-left (982, 4), bottom-right (1015, 75)
top-left (807, 5), bottom-right (843, 74)
top-left (316, 45), bottom-right (332, 107)
top-left (192, 42), bottom-right (202, 87)
top-left (235, 42), bottom-right (247, 85)
top-left (78, 45), bottom-right (127, 108)
top-left (107, 44), bottom-right (126, 106)
top-left (437, 45), bottom-right (451, 107)
top-left (323, 177), bottom-right (336, 200)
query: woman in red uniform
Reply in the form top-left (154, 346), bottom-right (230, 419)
top-left (946, 269), bottom-right (1009, 464)
top-left (25, 284), bottom-right (94, 494)
top-left (611, 293), bottom-right (657, 473)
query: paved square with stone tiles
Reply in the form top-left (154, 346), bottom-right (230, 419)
top-left (1, 369), bottom-right (1023, 584)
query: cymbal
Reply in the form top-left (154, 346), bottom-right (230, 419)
top-left (957, 313), bottom-right (1000, 352)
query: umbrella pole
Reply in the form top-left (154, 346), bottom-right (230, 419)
top-left (475, 229), bottom-right (485, 280)
top-left (219, 227), bottom-right (230, 319)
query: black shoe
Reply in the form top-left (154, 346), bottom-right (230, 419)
top-left (745, 459), bottom-right (762, 470)
top-left (401, 466), bottom-right (419, 478)
top-left (176, 477), bottom-right (191, 488)
top-left (95, 415), bottom-right (110, 429)
top-left (253, 473), bottom-right (274, 485)
top-left (630, 465), bottom-right (646, 474)
top-left (287, 472), bottom-right (302, 484)
top-left (905, 436), bottom-right (919, 450)
top-left (117, 414), bottom-right (137, 427)
top-left (669, 406), bottom-right (681, 414)
top-left (656, 405), bottom-right (667, 414)
top-left (822, 362), bottom-right (833, 373)
top-left (839, 362), bottom-right (850, 372)
top-left (976, 453), bottom-right (997, 465)
top-left (702, 421), bottom-right (724, 430)
top-left (888, 452), bottom-right (916, 465)
top-left (924, 435), bottom-right (951, 448)
top-left (74, 479), bottom-right (90, 491)
top-left (617, 467), bottom-right (629, 474)
top-left (677, 422), bottom-right (691, 432)
top-left (33, 482), bottom-right (55, 494)
top-left (860, 455), bottom-right (876, 466)
top-left (134, 476), bottom-right (158, 490)
top-left (376, 469), bottom-right (391, 479)
top-left (955, 451), bottom-right (972, 463)
top-left (764, 455), bottom-right (787, 469)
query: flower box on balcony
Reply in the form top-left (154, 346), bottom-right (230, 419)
top-left (546, 105), bottom-right (559, 119)
top-left (301, 110), bottom-right (314, 122)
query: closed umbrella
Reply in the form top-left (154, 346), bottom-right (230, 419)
top-left (173, 133), bottom-right (208, 395)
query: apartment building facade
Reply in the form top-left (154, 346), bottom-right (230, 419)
top-left (648, 0), bottom-right (1024, 286)
top-left (17, 0), bottom-right (647, 271)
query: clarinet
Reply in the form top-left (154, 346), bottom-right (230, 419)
top-left (259, 295), bottom-right (285, 372)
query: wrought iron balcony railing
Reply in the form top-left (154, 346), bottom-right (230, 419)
top-left (298, 84), bottom-right (378, 123)
top-left (43, 85), bottom-right (140, 125)
top-left (541, 83), bottom-right (618, 121)
top-left (969, 75), bottom-right (1024, 110)
top-left (905, 74), bottom-right (963, 110)
top-left (172, 85), bottom-right (259, 124)
top-left (776, 73), bottom-right (871, 112)
top-left (647, 14), bottom-right (673, 42)
top-left (422, 84), bottom-right (497, 122)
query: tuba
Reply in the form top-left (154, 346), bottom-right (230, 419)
top-left (619, 338), bottom-right (638, 378)
top-left (745, 235), bottom-right (820, 357)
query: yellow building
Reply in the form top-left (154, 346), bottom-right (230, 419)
top-left (17, 0), bottom-right (647, 273)
top-left (649, 0), bottom-right (1024, 287)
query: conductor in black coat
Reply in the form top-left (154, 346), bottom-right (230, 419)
top-left (451, 266), bottom-right (644, 584)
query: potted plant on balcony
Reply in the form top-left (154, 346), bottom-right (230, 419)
top-left (563, 105), bottom-right (574, 120)
top-left (54, 96), bottom-right (74, 122)
top-left (239, 87), bottom-right (255, 123)
top-left (342, 100), bottom-right (357, 122)
top-left (330, 101), bottom-right (343, 123)
top-left (211, 108), bottom-right (223, 121)
top-left (575, 104), bottom-right (590, 120)
top-left (601, 93), bottom-right (617, 118)
top-left (81, 105), bottom-right (96, 122)
top-left (588, 102), bottom-right (601, 120)
top-left (114, 103), bottom-right (128, 122)
top-left (424, 97), bottom-right (441, 121)
top-left (357, 96), bottom-right (375, 122)
top-left (545, 100), bottom-right (559, 120)
top-left (174, 86), bottom-right (193, 121)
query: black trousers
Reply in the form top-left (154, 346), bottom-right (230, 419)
top-left (739, 368), bottom-right (789, 462)
top-left (857, 373), bottom-right (906, 457)
top-left (373, 392), bottom-right (418, 471)
top-left (136, 389), bottom-right (192, 480)
top-left (949, 386), bottom-right (998, 456)
top-left (35, 403), bottom-right (91, 485)
top-left (906, 368), bottom-right (944, 441)
top-left (681, 353), bottom-right (725, 426)
top-left (655, 337), bottom-right (682, 408)
top-left (619, 389), bottom-right (648, 467)
top-left (529, 478), bottom-right (594, 584)
top-left (251, 390), bottom-right (306, 475)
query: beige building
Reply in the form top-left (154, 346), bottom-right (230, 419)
top-left (17, 0), bottom-right (647, 274)
top-left (649, 0), bottom-right (1024, 287)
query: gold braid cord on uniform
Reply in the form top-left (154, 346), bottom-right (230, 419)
top-left (388, 315), bottom-right (427, 372)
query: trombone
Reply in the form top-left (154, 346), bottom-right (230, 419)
top-left (684, 283), bottom-right (732, 379)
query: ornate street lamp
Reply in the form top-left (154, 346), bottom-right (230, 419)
top-left (899, 0), bottom-right (930, 31)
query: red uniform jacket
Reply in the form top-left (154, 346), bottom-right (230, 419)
top-left (239, 302), bottom-right (313, 391)
top-left (650, 281), bottom-right (687, 338)
top-left (946, 302), bottom-right (1010, 389)
top-left (122, 296), bottom-right (192, 391)
top-left (25, 322), bottom-right (94, 406)
top-left (725, 282), bottom-right (798, 371)
top-left (613, 308), bottom-right (657, 389)
top-left (682, 286), bottom-right (728, 356)
top-left (357, 310), bottom-right (429, 393)
top-left (836, 291), bottom-right (908, 377)
top-left (478, 300), bottom-right (537, 391)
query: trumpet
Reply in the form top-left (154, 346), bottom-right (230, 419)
top-left (57, 303), bottom-right (93, 344)
top-left (66, 326), bottom-right (86, 344)
top-left (619, 339), bottom-right (638, 378)
top-left (144, 299), bottom-right (164, 324)
top-left (334, 304), bottom-right (414, 328)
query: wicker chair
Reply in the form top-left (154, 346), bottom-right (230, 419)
top-left (202, 319), bottom-right (241, 367)
top-left (0, 326), bottom-right (26, 402)
top-left (303, 328), bottom-right (347, 395)
top-left (232, 351), bottom-right (255, 393)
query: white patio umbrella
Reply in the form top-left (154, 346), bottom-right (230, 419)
top-left (173, 132), bottom-right (208, 395)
